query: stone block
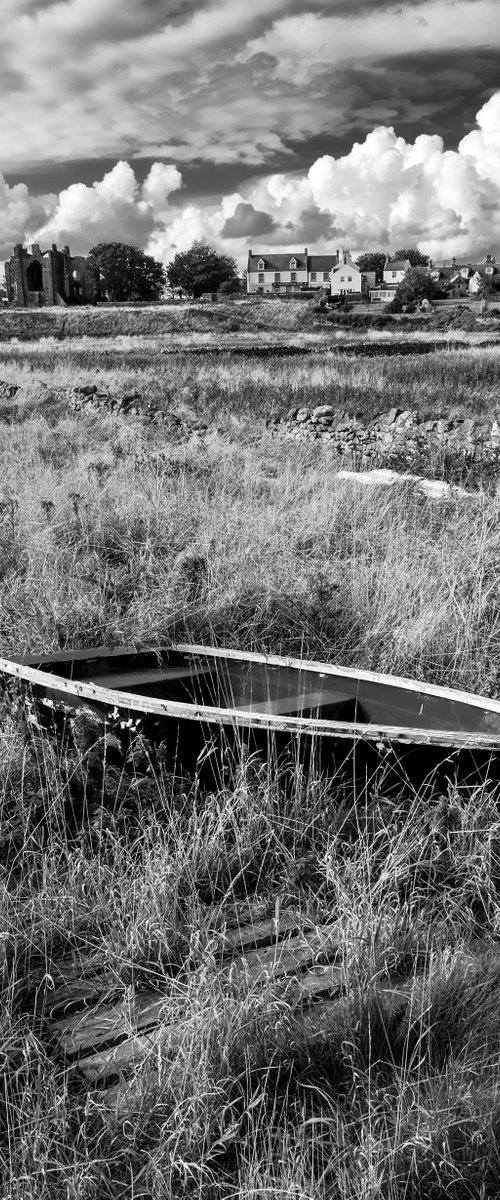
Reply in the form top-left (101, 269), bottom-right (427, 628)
top-left (378, 407), bottom-right (403, 427)
top-left (312, 404), bottom-right (335, 417)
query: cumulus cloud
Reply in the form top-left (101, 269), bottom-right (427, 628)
top-left (2, 92), bottom-right (500, 274)
top-left (30, 161), bottom-right (182, 255)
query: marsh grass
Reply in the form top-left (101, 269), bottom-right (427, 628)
top-left (2, 335), bottom-right (500, 1195)
top-left (3, 722), bottom-right (500, 1197)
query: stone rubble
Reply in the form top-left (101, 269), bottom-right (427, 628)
top-left (269, 404), bottom-right (500, 472)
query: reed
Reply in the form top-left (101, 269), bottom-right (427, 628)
top-left (1, 329), bottom-right (500, 1197)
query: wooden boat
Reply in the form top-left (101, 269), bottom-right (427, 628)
top-left (2, 642), bottom-right (500, 784)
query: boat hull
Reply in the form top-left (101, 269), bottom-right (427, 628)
top-left (2, 643), bottom-right (500, 788)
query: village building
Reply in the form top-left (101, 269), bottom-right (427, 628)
top-left (330, 252), bottom-right (375, 299)
top-left (369, 257), bottom-right (412, 303)
top-left (4, 243), bottom-right (103, 307)
top-left (246, 248), bottom-right (341, 294)
top-left (429, 253), bottom-right (499, 297)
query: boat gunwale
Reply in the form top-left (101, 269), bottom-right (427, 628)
top-left (2, 653), bottom-right (500, 751)
top-left (15, 640), bottom-right (500, 716)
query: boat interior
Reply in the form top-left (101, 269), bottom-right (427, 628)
top-left (20, 646), bottom-right (500, 736)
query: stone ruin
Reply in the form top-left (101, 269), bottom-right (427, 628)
top-left (269, 405), bottom-right (500, 479)
top-left (4, 243), bottom-right (103, 308)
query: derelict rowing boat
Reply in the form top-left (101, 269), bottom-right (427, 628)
top-left (2, 642), bottom-right (500, 784)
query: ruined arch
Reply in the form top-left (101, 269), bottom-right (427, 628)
top-left (26, 259), bottom-right (43, 291)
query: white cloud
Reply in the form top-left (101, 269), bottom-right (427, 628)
top-left (241, 1), bottom-right (499, 84)
top-left (30, 161), bottom-right (183, 254)
top-left (1, 91), bottom-right (500, 274)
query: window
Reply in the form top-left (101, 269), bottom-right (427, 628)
top-left (348, 275), bottom-right (352, 281)
top-left (26, 260), bottom-right (43, 291)
top-left (258, 259), bottom-right (265, 270)
top-left (274, 272), bottom-right (280, 283)
top-left (290, 272), bottom-right (297, 282)
top-left (258, 273), bottom-right (264, 284)
top-left (486, 266), bottom-right (493, 275)
top-left (340, 275), bottom-right (345, 281)
top-left (289, 258), bottom-right (297, 269)
top-left (391, 271), bottom-right (397, 278)
top-left (311, 271), bottom-right (316, 281)
top-left (323, 272), bottom-right (329, 281)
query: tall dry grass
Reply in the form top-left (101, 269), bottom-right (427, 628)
top-left (1, 338), bottom-right (500, 1196)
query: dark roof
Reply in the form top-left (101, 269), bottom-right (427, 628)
top-left (308, 255), bottom-right (339, 270)
top-left (248, 253), bottom-right (307, 270)
top-left (433, 260), bottom-right (498, 275)
top-left (384, 259), bottom-right (410, 272)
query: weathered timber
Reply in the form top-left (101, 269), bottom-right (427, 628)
top-left (100, 973), bottom-right (421, 1117)
top-left (222, 922), bottom-right (340, 984)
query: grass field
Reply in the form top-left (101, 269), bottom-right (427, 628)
top-left (2, 310), bottom-right (500, 1197)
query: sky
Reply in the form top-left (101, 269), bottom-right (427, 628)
top-left (0, 0), bottom-right (499, 270)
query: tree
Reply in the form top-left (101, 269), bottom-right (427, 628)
top-left (87, 243), bottom-right (166, 302)
top-left (166, 244), bottom-right (239, 299)
top-left (355, 252), bottom-right (386, 282)
top-left (392, 247), bottom-right (429, 267)
top-left (219, 275), bottom-right (244, 295)
top-left (388, 266), bottom-right (436, 311)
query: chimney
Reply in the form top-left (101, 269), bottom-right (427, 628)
top-left (486, 253), bottom-right (492, 263)
top-left (304, 247), bottom-right (308, 256)
top-left (248, 249), bottom-right (252, 258)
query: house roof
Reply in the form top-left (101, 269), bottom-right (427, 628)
top-left (248, 253), bottom-right (307, 270)
top-left (307, 255), bottom-right (340, 270)
top-left (384, 259), bottom-right (411, 272)
top-left (331, 259), bottom-right (359, 274)
top-left (433, 258), bottom-right (498, 272)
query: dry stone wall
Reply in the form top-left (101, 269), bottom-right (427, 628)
top-left (269, 405), bottom-right (500, 476)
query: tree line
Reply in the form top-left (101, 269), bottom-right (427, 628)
top-left (87, 241), bottom-right (498, 306)
top-left (87, 242), bottom-right (241, 301)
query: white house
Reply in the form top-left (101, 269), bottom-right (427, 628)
top-left (369, 256), bottom-right (412, 302)
top-left (330, 253), bottom-right (375, 299)
top-left (246, 248), bottom-right (341, 294)
top-left (383, 256), bottom-right (412, 285)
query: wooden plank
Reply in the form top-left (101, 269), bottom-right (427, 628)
top-left (223, 922), bottom-right (340, 983)
top-left (242, 688), bottom-right (354, 716)
top-left (216, 911), bottom-right (300, 951)
top-left (43, 975), bottom-right (125, 1016)
top-left (77, 1024), bottom-right (171, 1083)
top-left (76, 947), bottom-right (343, 1085)
top-left (54, 989), bottom-right (170, 1056)
top-left (55, 962), bottom-right (344, 1059)
top-left (99, 974), bottom-right (420, 1115)
top-left (86, 665), bottom-right (211, 690)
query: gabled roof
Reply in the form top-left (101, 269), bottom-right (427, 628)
top-left (384, 259), bottom-right (411, 272)
top-left (248, 253), bottom-right (307, 270)
top-left (331, 258), bottom-right (359, 274)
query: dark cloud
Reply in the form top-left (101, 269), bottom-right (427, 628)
top-left (222, 201), bottom-right (276, 237)
top-left (285, 207), bottom-right (337, 242)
